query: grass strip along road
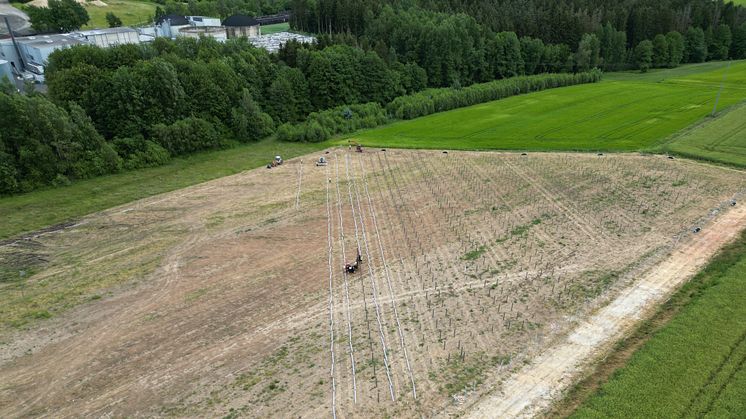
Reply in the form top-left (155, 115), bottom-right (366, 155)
top-left (352, 61), bottom-right (746, 151)
top-left (571, 229), bottom-right (746, 418)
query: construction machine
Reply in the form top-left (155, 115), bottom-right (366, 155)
top-left (344, 251), bottom-right (363, 274)
top-left (266, 155), bottom-right (284, 169)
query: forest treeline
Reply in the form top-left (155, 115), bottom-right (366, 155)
top-left (291, 0), bottom-right (746, 55)
top-left (292, 1), bottom-right (746, 72)
top-left (0, 25), bottom-right (602, 196)
top-left (152, 0), bottom-right (289, 21)
top-left (276, 71), bottom-right (602, 142)
top-left (3, 0), bottom-right (745, 195)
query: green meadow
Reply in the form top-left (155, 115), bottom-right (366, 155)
top-left (663, 103), bottom-right (746, 167)
top-left (352, 61), bottom-right (746, 152)
top-left (572, 231), bottom-right (746, 418)
top-left (0, 139), bottom-right (324, 240)
top-left (260, 22), bottom-right (290, 34)
top-left (82, 0), bottom-right (157, 29)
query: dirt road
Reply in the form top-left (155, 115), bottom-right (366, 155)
top-left (466, 201), bottom-right (746, 418)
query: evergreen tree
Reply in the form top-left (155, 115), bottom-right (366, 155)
top-left (598, 23), bottom-right (626, 71)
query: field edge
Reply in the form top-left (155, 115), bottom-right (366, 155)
top-left (548, 225), bottom-right (746, 418)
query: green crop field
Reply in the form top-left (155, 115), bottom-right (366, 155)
top-left (0, 139), bottom-right (325, 240)
top-left (663, 103), bottom-right (746, 167)
top-left (572, 230), bottom-right (746, 418)
top-left (82, 0), bottom-right (157, 29)
top-left (351, 61), bottom-right (746, 152)
top-left (261, 22), bottom-right (290, 34)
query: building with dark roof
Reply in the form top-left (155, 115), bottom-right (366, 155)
top-left (155, 14), bottom-right (189, 26)
top-left (222, 15), bottom-right (261, 38)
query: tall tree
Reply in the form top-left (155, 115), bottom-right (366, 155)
top-left (709, 24), bottom-right (732, 60)
top-left (598, 23), bottom-right (626, 71)
top-left (106, 12), bottom-right (122, 28)
top-left (634, 39), bottom-right (654, 72)
top-left (652, 34), bottom-right (669, 68)
top-left (520, 37), bottom-right (545, 75)
top-left (230, 89), bottom-right (274, 142)
top-left (666, 31), bottom-right (685, 67)
top-left (27, 0), bottom-right (90, 33)
top-left (684, 27), bottom-right (707, 62)
top-left (733, 23), bottom-right (746, 59)
top-left (576, 33), bottom-right (601, 71)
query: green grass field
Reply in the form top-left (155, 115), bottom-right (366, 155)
top-left (0, 139), bottom-right (325, 240)
top-left (351, 61), bottom-right (746, 152)
top-left (260, 22), bottom-right (290, 34)
top-left (572, 230), bottom-right (746, 418)
top-left (82, 0), bottom-right (156, 29)
top-left (12, 0), bottom-right (157, 29)
top-left (663, 103), bottom-right (746, 167)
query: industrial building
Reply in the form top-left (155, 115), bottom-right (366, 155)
top-left (69, 27), bottom-right (140, 48)
top-left (153, 15), bottom-right (225, 39)
top-left (0, 33), bottom-right (85, 81)
top-left (223, 15), bottom-right (261, 38)
top-left (0, 59), bottom-right (12, 83)
top-left (179, 26), bottom-right (227, 42)
top-left (153, 14), bottom-right (190, 38)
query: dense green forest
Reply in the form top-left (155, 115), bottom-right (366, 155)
top-left (2, 0), bottom-right (746, 196)
top-left (292, 0), bottom-right (746, 74)
top-left (291, 0), bottom-right (746, 52)
top-left (153, 0), bottom-right (290, 20)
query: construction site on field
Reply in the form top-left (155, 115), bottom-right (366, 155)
top-left (0, 149), bottom-right (744, 418)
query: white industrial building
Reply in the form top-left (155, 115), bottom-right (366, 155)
top-left (69, 27), bottom-right (140, 48)
top-left (0, 33), bottom-right (85, 81)
top-left (153, 15), bottom-right (224, 40)
top-left (179, 26), bottom-right (227, 42)
top-left (223, 15), bottom-right (261, 38)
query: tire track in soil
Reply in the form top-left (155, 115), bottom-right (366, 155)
top-left (332, 153), bottom-right (359, 405)
top-left (683, 327), bottom-right (746, 418)
top-left (347, 153), bottom-right (397, 403)
top-left (503, 158), bottom-right (604, 243)
top-left (358, 154), bottom-right (417, 400)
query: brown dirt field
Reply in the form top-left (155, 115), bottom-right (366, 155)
top-left (0, 150), bottom-right (743, 418)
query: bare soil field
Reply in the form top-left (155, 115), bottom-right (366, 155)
top-left (0, 150), bottom-right (744, 418)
